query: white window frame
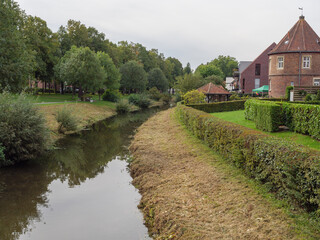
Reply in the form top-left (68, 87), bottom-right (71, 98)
top-left (302, 55), bottom-right (311, 69)
top-left (277, 56), bottom-right (284, 69)
top-left (314, 78), bottom-right (320, 86)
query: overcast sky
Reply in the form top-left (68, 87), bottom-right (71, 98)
top-left (17, 0), bottom-right (320, 70)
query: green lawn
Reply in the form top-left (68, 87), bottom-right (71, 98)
top-left (211, 110), bottom-right (320, 151)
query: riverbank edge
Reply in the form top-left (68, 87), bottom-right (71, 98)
top-left (38, 100), bottom-right (165, 144)
top-left (129, 108), bottom-right (320, 239)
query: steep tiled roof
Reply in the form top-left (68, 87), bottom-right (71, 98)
top-left (269, 16), bottom-right (320, 55)
top-left (197, 82), bottom-right (230, 95)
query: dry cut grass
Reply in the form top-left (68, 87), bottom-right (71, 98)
top-left (130, 108), bottom-right (298, 240)
top-left (37, 103), bottom-right (115, 141)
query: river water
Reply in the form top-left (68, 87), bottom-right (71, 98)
top-left (0, 108), bottom-right (162, 240)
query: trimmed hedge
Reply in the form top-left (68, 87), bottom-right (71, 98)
top-left (176, 105), bottom-right (320, 212)
top-left (187, 100), bottom-right (245, 113)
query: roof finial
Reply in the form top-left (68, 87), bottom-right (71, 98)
top-left (299, 7), bottom-right (304, 19)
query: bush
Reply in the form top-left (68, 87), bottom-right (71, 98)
top-left (116, 99), bottom-right (130, 114)
top-left (148, 87), bottom-right (162, 101)
top-left (188, 100), bottom-right (246, 113)
top-left (102, 89), bottom-right (121, 102)
top-left (183, 90), bottom-right (206, 104)
top-left (128, 94), bottom-right (151, 108)
top-left (244, 99), bottom-right (257, 120)
top-left (254, 101), bottom-right (281, 132)
top-left (175, 94), bottom-right (182, 103)
top-left (160, 93), bottom-right (172, 105)
top-left (56, 105), bottom-right (78, 133)
top-left (175, 105), bottom-right (320, 212)
top-left (305, 93), bottom-right (314, 102)
top-left (0, 92), bottom-right (49, 166)
top-left (230, 94), bottom-right (241, 101)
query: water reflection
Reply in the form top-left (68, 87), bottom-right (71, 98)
top-left (0, 107), bottom-right (162, 240)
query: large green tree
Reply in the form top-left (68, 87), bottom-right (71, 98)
top-left (195, 64), bottom-right (224, 79)
top-left (57, 46), bottom-right (104, 98)
top-left (120, 60), bottom-right (147, 93)
top-left (148, 68), bottom-right (168, 92)
top-left (0, 0), bottom-right (34, 92)
top-left (210, 55), bottom-right (238, 78)
top-left (97, 52), bottom-right (120, 90)
top-left (174, 73), bottom-right (204, 94)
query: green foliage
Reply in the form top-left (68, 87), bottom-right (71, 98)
top-left (56, 105), bottom-right (78, 133)
top-left (317, 90), bottom-right (320, 101)
top-left (174, 74), bottom-right (204, 94)
top-left (209, 55), bottom-right (238, 79)
top-left (204, 75), bottom-right (225, 87)
top-left (183, 62), bottom-right (192, 74)
top-left (254, 101), bottom-right (281, 132)
top-left (160, 93), bottom-right (172, 105)
top-left (128, 94), bottom-right (151, 108)
top-left (0, 144), bottom-right (5, 164)
top-left (0, 0), bottom-right (34, 92)
top-left (147, 68), bottom-right (168, 92)
top-left (285, 86), bottom-right (293, 101)
top-left (0, 92), bottom-right (49, 166)
top-left (244, 99), bottom-right (257, 120)
top-left (305, 93), bottom-right (314, 102)
top-left (195, 64), bottom-right (224, 79)
top-left (188, 100), bottom-right (246, 113)
top-left (176, 105), bottom-right (320, 213)
top-left (56, 46), bottom-right (104, 95)
top-left (102, 89), bottom-right (121, 102)
top-left (230, 94), bottom-right (241, 101)
top-left (115, 99), bottom-right (130, 114)
top-left (148, 87), bottom-right (162, 101)
top-left (97, 51), bottom-right (120, 90)
top-left (183, 90), bottom-right (206, 104)
top-left (120, 60), bottom-right (147, 93)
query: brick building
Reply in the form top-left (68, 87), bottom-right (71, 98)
top-left (239, 43), bottom-right (276, 94)
top-left (269, 15), bottom-right (320, 97)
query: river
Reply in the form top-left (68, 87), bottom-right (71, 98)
top-left (0, 107), bottom-right (163, 240)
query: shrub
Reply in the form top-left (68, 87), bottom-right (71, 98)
top-left (56, 105), bottom-right (78, 133)
top-left (148, 87), bottom-right (162, 101)
top-left (160, 93), bottom-right (172, 105)
top-left (254, 101), bottom-right (281, 132)
top-left (175, 105), bottom-right (320, 212)
top-left (230, 94), bottom-right (241, 101)
top-left (244, 99), bottom-right (257, 120)
top-left (316, 90), bottom-right (320, 101)
top-left (188, 100), bottom-right (246, 113)
top-left (183, 90), bottom-right (206, 104)
top-left (128, 94), bottom-right (151, 108)
top-left (175, 94), bottom-right (182, 103)
top-left (0, 92), bottom-right (49, 166)
top-left (102, 89), bottom-right (121, 102)
top-left (116, 99), bottom-right (130, 114)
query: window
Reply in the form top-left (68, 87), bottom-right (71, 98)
top-left (314, 79), bottom-right (320, 86)
top-left (277, 56), bottom-right (284, 69)
top-left (255, 64), bottom-right (261, 76)
top-left (255, 78), bottom-right (260, 89)
top-left (302, 56), bottom-right (311, 68)
top-left (291, 81), bottom-right (294, 86)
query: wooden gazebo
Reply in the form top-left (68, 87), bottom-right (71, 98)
top-left (197, 82), bottom-right (231, 103)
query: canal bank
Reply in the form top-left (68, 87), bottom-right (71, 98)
top-left (129, 108), bottom-right (302, 239)
top-left (0, 107), bottom-right (165, 240)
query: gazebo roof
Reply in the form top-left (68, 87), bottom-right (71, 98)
top-left (197, 82), bottom-right (231, 95)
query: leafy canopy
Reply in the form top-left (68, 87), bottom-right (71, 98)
top-left (120, 60), bottom-right (147, 93)
top-left (148, 68), bottom-right (168, 92)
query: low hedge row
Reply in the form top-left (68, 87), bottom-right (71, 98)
top-left (245, 99), bottom-right (320, 139)
top-left (175, 105), bottom-right (320, 213)
top-left (187, 100), bottom-right (245, 113)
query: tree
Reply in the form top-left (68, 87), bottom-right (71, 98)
top-left (167, 57), bottom-right (183, 78)
top-left (195, 64), bottom-right (224, 79)
top-left (210, 55), bottom-right (238, 78)
top-left (204, 75), bottom-right (225, 87)
top-left (148, 68), bottom-right (168, 92)
top-left (120, 61), bottom-right (147, 93)
top-left (97, 52), bottom-right (120, 90)
top-left (174, 73), bottom-right (204, 94)
top-left (23, 16), bottom-right (60, 89)
top-left (183, 90), bottom-right (206, 104)
top-left (57, 46), bottom-right (104, 98)
top-left (0, 0), bottom-right (34, 92)
top-left (183, 62), bottom-right (192, 74)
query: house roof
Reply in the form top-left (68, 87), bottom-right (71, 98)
top-left (197, 82), bottom-right (230, 95)
top-left (269, 15), bottom-right (320, 55)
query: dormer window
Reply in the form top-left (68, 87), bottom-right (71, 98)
top-left (277, 56), bottom-right (284, 69)
top-left (302, 56), bottom-right (311, 68)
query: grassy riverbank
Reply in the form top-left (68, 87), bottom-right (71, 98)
top-left (130, 108), bottom-right (319, 239)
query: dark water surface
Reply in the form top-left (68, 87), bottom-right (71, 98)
top-left (0, 108), bottom-right (162, 240)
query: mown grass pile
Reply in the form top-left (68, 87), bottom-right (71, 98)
top-left (176, 104), bottom-right (320, 213)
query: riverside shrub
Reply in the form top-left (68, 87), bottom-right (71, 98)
top-left (116, 99), bottom-right (130, 113)
top-left (175, 105), bottom-right (320, 212)
top-left (56, 105), bottom-right (78, 133)
top-left (128, 94), bottom-right (150, 108)
top-left (188, 100), bottom-right (245, 113)
top-left (0, 92), bottom-right (49, 166)
top-left (102, 89), bottom-right (121, 102)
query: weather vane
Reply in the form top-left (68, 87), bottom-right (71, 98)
top-left (299, 7), bottom-right (304, 16)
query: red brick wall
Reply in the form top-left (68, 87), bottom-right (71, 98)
top-left (240, 43), bottom-right (276, 94)
top-left (269, 52), bottom-right (320, 97)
